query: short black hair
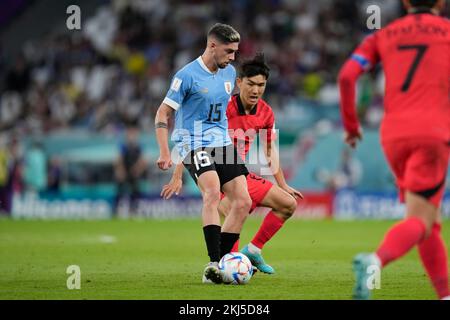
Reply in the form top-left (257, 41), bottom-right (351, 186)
top-left (207, 23), bottom-right (240, 44)
top-left (238, 53), bottom-right (270, 80)
top-left (410, 0), bottom-right (438, 8)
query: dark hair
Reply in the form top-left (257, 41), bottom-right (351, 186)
top-left (410, 0), bottom-right (438, 8)
top-left (238, 53), bottom-right (270, 80)
top-left (208, 23), bottom-right (240, 44)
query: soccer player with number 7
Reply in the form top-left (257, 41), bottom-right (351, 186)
top-left (338, 0), bottom-right (449, 300)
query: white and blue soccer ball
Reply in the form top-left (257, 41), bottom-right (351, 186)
top-left (219, 252), bottom-right (253, 285)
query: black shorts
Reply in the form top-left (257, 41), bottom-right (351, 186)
top-left (183, 144), bottom-right (249, 188)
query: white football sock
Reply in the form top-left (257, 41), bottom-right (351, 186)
top-left (248, 242), bottom-right (261, 254)
top-left (370, 253), bottom-right (382, 268)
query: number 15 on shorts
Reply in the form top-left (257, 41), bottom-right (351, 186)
top-left (194, 151), bottom-right (212, 171)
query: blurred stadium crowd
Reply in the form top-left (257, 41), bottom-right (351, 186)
top-left (0, 0), bottom-right (405, 134)
top-left (0, 0), bottom-right (409, 199)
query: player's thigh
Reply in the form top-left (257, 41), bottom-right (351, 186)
top-left (220, 173), bottom-right (273, 215)
top-left (384, 138), bottom-right (449, 211)
top-left (214, 145), bottom-right (248, 187)
top-left (221, 174), bottom-right (251, 204)
top-left (404, 139), bottom-right (449, 207)
top-left (183, 147), bottom-right (216, 185)
top-left (197, 171), bottom-right (222, 204)
top-left (405, 191), bottom-right (439, 231)
top-left (382, 139), bottom-right (416, 204)
top-left (259, 184), bottom-right (297, 213)
top-left (382, 140), bottom-right (409, 187)
top-left (184, 148), bottom-right (222, 201)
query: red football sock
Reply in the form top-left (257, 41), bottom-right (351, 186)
top-left (251, 211), bottom-right (285, 249)
top-left (418, 223), bottom-right (449, 299)
top-left (376, 216), bottom-right (426, 267)
top-left (231, 239), bottom-right (239, 252)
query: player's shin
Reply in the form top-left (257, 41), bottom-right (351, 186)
top-left (220, 198), bottom-right (250, 257)
top-left (251, 211), bottom-right (285, 250)
top-left (418, 223), bottom-right (449, 299)
top-left (375, 216), bottom-right (427, 267)
top-left (220, 232), bottom-right (240, 258)
top-left (203, 225), bottom-right (221, 262)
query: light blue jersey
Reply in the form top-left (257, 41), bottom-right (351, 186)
top-left (163, 57), bottom-right (235, 160)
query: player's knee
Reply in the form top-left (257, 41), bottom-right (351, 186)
top-left (233, 194), bottom-right (252, 216)
top-left (280, 196), bottom-right (297, 219)
top-left (218, 202), bottom-right (228, 217)
top-left (420, 217), bottom-right (434, 238)
top-left (407, 213), bottom-right (434, 238)
top-left (405, 191), bottom-right (438, 237)
top-left (202, 188), bottom-right (221, 208)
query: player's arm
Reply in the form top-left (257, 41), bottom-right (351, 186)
top-left (338, 59), bottom-right (364, 148)
top-left (262, 135), bottom-right (303, 200)
top-left (338, 34), bottom-right (379, 148)
top-left (160, 162), bottom-right (184, 200)
top-left (156, 71), bottom-right (191, 170)
top-left (155, 103), bottom-right (174, 170)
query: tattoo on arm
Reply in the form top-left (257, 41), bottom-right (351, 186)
top-left (156, 122), bottom-right (168, 129)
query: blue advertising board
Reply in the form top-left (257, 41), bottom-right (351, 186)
top-left (334, 189), bottom-right (450, 220)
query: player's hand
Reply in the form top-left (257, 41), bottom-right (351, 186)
top-left (157, 154), bottom-right (172, 170)
top-left (161, 178), bottom-right (182, 200)
top-left (344, 129), bottom-right (363, 149)
top-left (281, 185), bottom-right (304, 200)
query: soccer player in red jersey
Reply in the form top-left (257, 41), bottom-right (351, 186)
top-left (338, 0), bottom-right (449, 300)
top-left (162, 54), bottom-right (303, 274)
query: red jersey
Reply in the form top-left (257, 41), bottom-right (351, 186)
top-left (339, 12), bottom-right (450, 143)
top-left (226, 94), bottom-right (276, 160)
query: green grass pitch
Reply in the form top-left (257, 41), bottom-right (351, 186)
top-left (0, 217), bottom-right (448, 300)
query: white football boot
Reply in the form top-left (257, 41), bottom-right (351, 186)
top-left (202, 261), bottom-right (223, 284)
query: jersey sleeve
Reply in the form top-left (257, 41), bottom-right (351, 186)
top-left (351, 33), bottom-right (380, 71)
top-left (163, 69), bottom-right (192, 111)
top-left (337, 33), bottom-right (380, 135)
top-left (264, 110), bottom-right (277, 143)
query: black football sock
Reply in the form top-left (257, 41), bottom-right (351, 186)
top-left (203, 225), bottom-right (221, 262)
top-left (220, 232), bottom-right (240, 258)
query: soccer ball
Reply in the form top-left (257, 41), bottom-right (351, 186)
top-left (218, 252), bottom-right (253, 285)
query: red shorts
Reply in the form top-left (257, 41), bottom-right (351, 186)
top-left (221, 172), bottom-right (273, 213)
top-left (382, 138), bottom-right (449, 207)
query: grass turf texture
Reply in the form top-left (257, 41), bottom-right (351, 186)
top-left (0, 218), bottom-right (448, 300)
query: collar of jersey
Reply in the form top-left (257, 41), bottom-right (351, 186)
top-left (235, 94), bottom-right (257, 115)
top-left (197, 56), bottom-right (217, 75)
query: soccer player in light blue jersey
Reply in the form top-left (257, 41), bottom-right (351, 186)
top-left (155, 23), bottom-right (252, 284)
